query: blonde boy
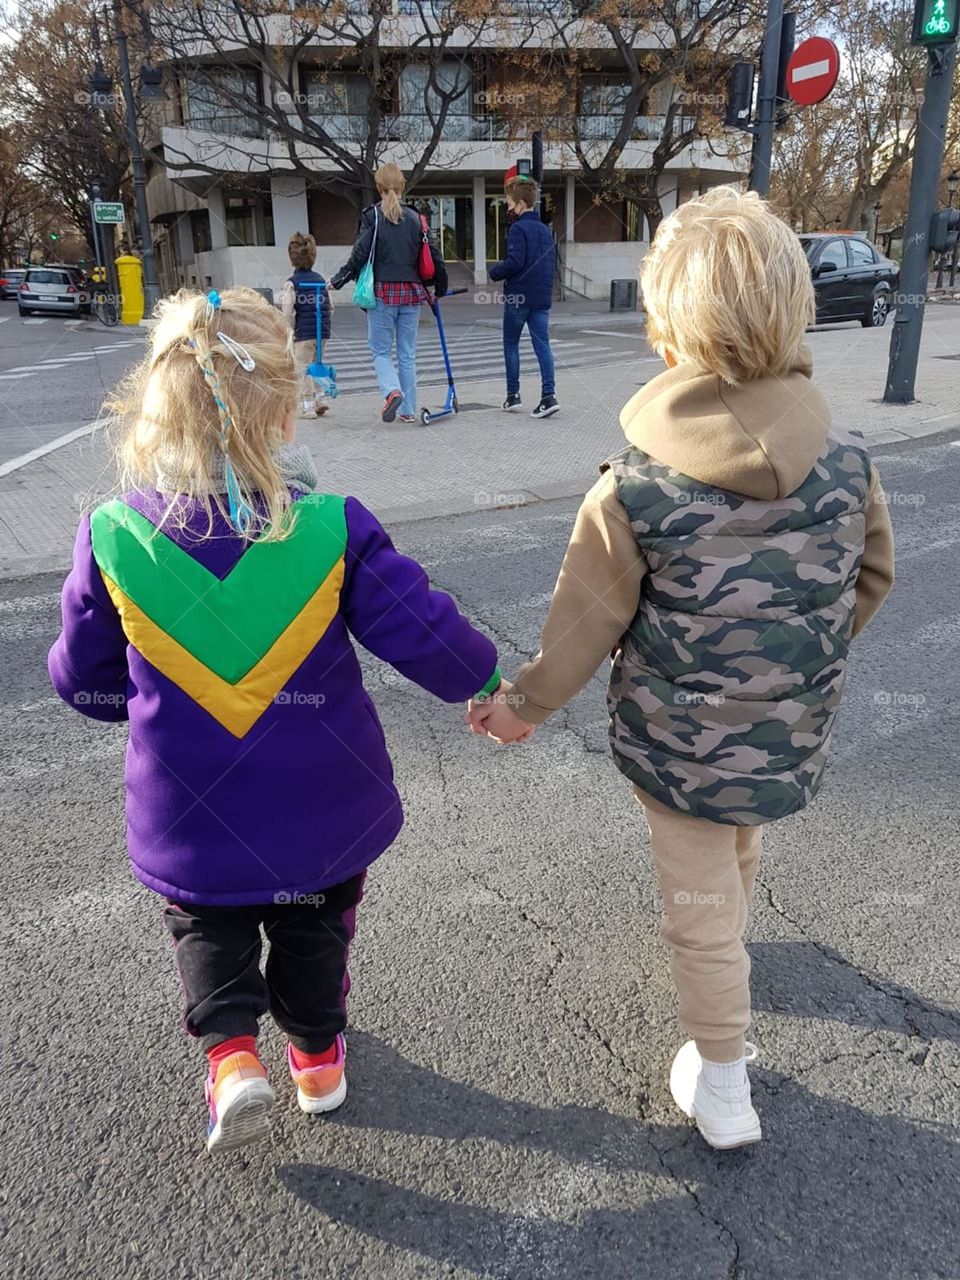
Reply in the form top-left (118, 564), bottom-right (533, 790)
top-left (470, 186), bottom-right (894, 1149)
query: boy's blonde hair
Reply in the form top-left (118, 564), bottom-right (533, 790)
top-left (288, 231), bottom-right (317, 270)
top-left (640, 185), bottom-right (815, 386)
top-left (505, 175), bottom-right (537, 209)
top-left (109, 287), bottom-right (299, 541)
top-left (375, 162), bottom-right (406, 224)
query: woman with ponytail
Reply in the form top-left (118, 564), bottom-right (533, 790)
top-left (331, 163), bottom-right (447, 423)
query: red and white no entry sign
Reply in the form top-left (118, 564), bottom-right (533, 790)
top-left (786, 36), bottom-right (841, 106)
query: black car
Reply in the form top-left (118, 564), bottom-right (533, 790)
top-left (799, 233), bottom-right (899, 328)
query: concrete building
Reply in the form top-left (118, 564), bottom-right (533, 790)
top-left (144, 5), bottom-right (748, 301)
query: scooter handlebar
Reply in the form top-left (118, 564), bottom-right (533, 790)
top-left (443, 287), bottom-right (469, 297)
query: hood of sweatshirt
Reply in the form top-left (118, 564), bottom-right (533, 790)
top-left (618, 346), bottom-right (831, 501)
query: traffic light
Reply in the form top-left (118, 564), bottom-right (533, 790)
top-left (516, 158), bottom-right (531, 177)
top-left (930, 207), bottom-right (960, 253)
top-left (50, 232), bottom-right (59, 242)
top-left (912, 0), bottom-right (960, 45)
top-left (725, 63), bottom-right (755, 128)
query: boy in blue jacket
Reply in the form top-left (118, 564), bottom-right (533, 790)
top-left (489, 176), bottom-right (559, 418)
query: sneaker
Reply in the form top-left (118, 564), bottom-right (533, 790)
top-left (205, 1050), bottom-right (275, 1154)
top-left (381, 390), bottom-right (403, 423)
top-left (669, 1040), bottom-right (761, 1150)
top-left (502, 393), bottom-right (522, 412)
top-left (398, 414), bottom-right (417, 423)
top-left (287, 1034), bottom-right (347, 1114)
top-left (298, 402), bottom-right (317, 420)
top-left (531, 395), bottom-right (560, 418)
top-left (315, 402), bottom-right (329, 416)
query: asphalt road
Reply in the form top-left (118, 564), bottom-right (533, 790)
top-left (2, 426), bottom-right (958, 1279)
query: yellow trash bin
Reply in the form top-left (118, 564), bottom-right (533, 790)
top-left (114, 254), bottom-right (145, 325)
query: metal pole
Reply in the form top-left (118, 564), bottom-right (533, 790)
top-left (113, 0), bottom-right (161, 315)
top-left (532, 130), bottom-right (543, 218)
top-left (883, 41), bottom-right (958, 404)
top-left (748, 0), bottom-right (785, 196)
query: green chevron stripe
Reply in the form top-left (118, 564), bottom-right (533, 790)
top-left (90, 494), bottom-right (347, 683)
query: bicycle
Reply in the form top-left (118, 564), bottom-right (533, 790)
top-left (90, 284), bottom-right (120, 327)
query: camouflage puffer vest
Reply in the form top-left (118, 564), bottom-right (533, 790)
top-left (605, 427), bottom-right (873, 825)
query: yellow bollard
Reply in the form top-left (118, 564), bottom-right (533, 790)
top-left (114, 254), bottom-right (145, 325)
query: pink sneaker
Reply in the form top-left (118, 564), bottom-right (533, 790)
top-left (287, 1034), bottom-right (347, 1114)
top-left (205, 1050), bottom-right (274, 1154)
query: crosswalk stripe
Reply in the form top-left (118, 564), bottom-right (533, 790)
top-left (21, 318), bottom-right (48, 325)
top-left (0, 316), bottom-right (10, 325)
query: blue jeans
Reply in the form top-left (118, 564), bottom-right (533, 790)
top-left (368, 300), bottom-right (421, 415)
top-left (502, 304), bottom-right (554, 399)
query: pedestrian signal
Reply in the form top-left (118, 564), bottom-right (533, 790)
top-left (912, 0), bottom-right (960, 45)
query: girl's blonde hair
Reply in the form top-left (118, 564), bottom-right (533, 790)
top-left (375, 162), bottom-right (406, 224)
top-left (109, 287), bottom-right (299, 541)
top-left (640, 185), bottom-right (815, 386)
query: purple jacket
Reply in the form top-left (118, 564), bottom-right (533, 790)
top-left (48, 490), bottom-right (499, 906)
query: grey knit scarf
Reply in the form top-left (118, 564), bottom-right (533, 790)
top-left (152, 441), bottom-right (319, 497)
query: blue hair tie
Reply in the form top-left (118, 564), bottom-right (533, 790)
top-left (223, 457), bottom-right (253, 534)
top-left (206, 289), bottom-right (222, 312)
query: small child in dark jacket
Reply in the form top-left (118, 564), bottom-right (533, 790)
top-left (280, 231), bottom-right (332, 418)
top-left (489, 175), bottom-right (558, 419)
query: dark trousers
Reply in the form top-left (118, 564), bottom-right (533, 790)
top-left (502, 303), bottom-right (555, 398)
top-left (162, 873), bottom-right (365, 1054)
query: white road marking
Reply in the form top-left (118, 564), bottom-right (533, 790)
top-left (0, 419), bottom-right (102, 477)
top-left (21, 318), bottom-right (48, 325)
top-left (0, 316), bottom-right (10, 324)
top-left (580, 329), bottom-right (646, 340)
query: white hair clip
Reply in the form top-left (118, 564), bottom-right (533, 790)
top-left (216, 331), bottom-right (256, 371)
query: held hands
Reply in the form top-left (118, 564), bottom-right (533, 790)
top-left (465, 681), bottom-right (535, 746)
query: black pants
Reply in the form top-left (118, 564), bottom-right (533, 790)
top-left (162, 873), bottom-right (365, 1054)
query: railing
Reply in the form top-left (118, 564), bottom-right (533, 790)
top-left (182, 109), bottom-right (678, 145)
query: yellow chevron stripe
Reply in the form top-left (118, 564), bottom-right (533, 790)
top-left (101, 560), bottom-right (345, 738)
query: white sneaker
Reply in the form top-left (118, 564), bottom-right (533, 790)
top-left (669, 1040), bottom-right (762, 1150)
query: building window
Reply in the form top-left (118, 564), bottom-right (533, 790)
top-left (398, 61), bottom-right (474, 141)
top-left (624, 200), bottom-right (644, 242)
top-left (224, 195), bottom-right (258, 247)
top-left (190, 210), bottom-right (212, 254)
top-left (579, 78), bottom-right (646, 141)
top-left (300, 71), bottom-right (371, 141)
top-left (182, 68), bottom-right (263, 138)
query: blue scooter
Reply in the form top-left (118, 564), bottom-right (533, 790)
top-left (299, 280), bottom-right (338, 399)
top-left (419, 286), bottom-right (469, 425)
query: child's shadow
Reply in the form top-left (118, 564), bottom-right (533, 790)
top-left (749, 939), bottom-right (960, 1047)
top-left (277, 1033), bottom-right (958, 1279)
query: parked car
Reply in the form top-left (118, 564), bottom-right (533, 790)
top-left (0, 269), bottom-right (26, 299)
top-left (17, 266), bottom-right (90, 317)
top-left (800, 233), bottom-right (900, 328)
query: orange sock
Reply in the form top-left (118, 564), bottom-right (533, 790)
top-left (290, 1041), bottom-right (338, 1070)
top-left (206, 1035), bottom-right (258, 1073)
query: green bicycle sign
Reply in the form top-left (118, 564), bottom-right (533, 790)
top-left (913, 0), bottom-right (960, 44)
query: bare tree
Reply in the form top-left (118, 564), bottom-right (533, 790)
top-left (148, 0), bottom-right (536, 206)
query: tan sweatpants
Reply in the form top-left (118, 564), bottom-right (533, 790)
top-left (638, 790), bottom-right (763, 1063)
top-left (294, 339), bottom-right (325, 411)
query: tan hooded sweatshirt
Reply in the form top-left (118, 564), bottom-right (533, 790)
top-left (512, 352), bottom-right (895, 727)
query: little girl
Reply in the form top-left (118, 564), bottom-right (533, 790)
top-left (49, 287), bottom-right (501, 1154)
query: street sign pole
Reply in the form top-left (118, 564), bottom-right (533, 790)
top-left (113, 0), bottom-right (161, 316)
top-left (748, 0), bottom-right (785, 196)
top-left (883, 38), bottom-right (959, 403)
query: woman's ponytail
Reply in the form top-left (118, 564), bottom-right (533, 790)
top-left (374, 162), bottom-right (406, 224)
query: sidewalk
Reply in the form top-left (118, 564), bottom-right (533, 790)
top-left (2, 316), bottom-right (959, 580)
